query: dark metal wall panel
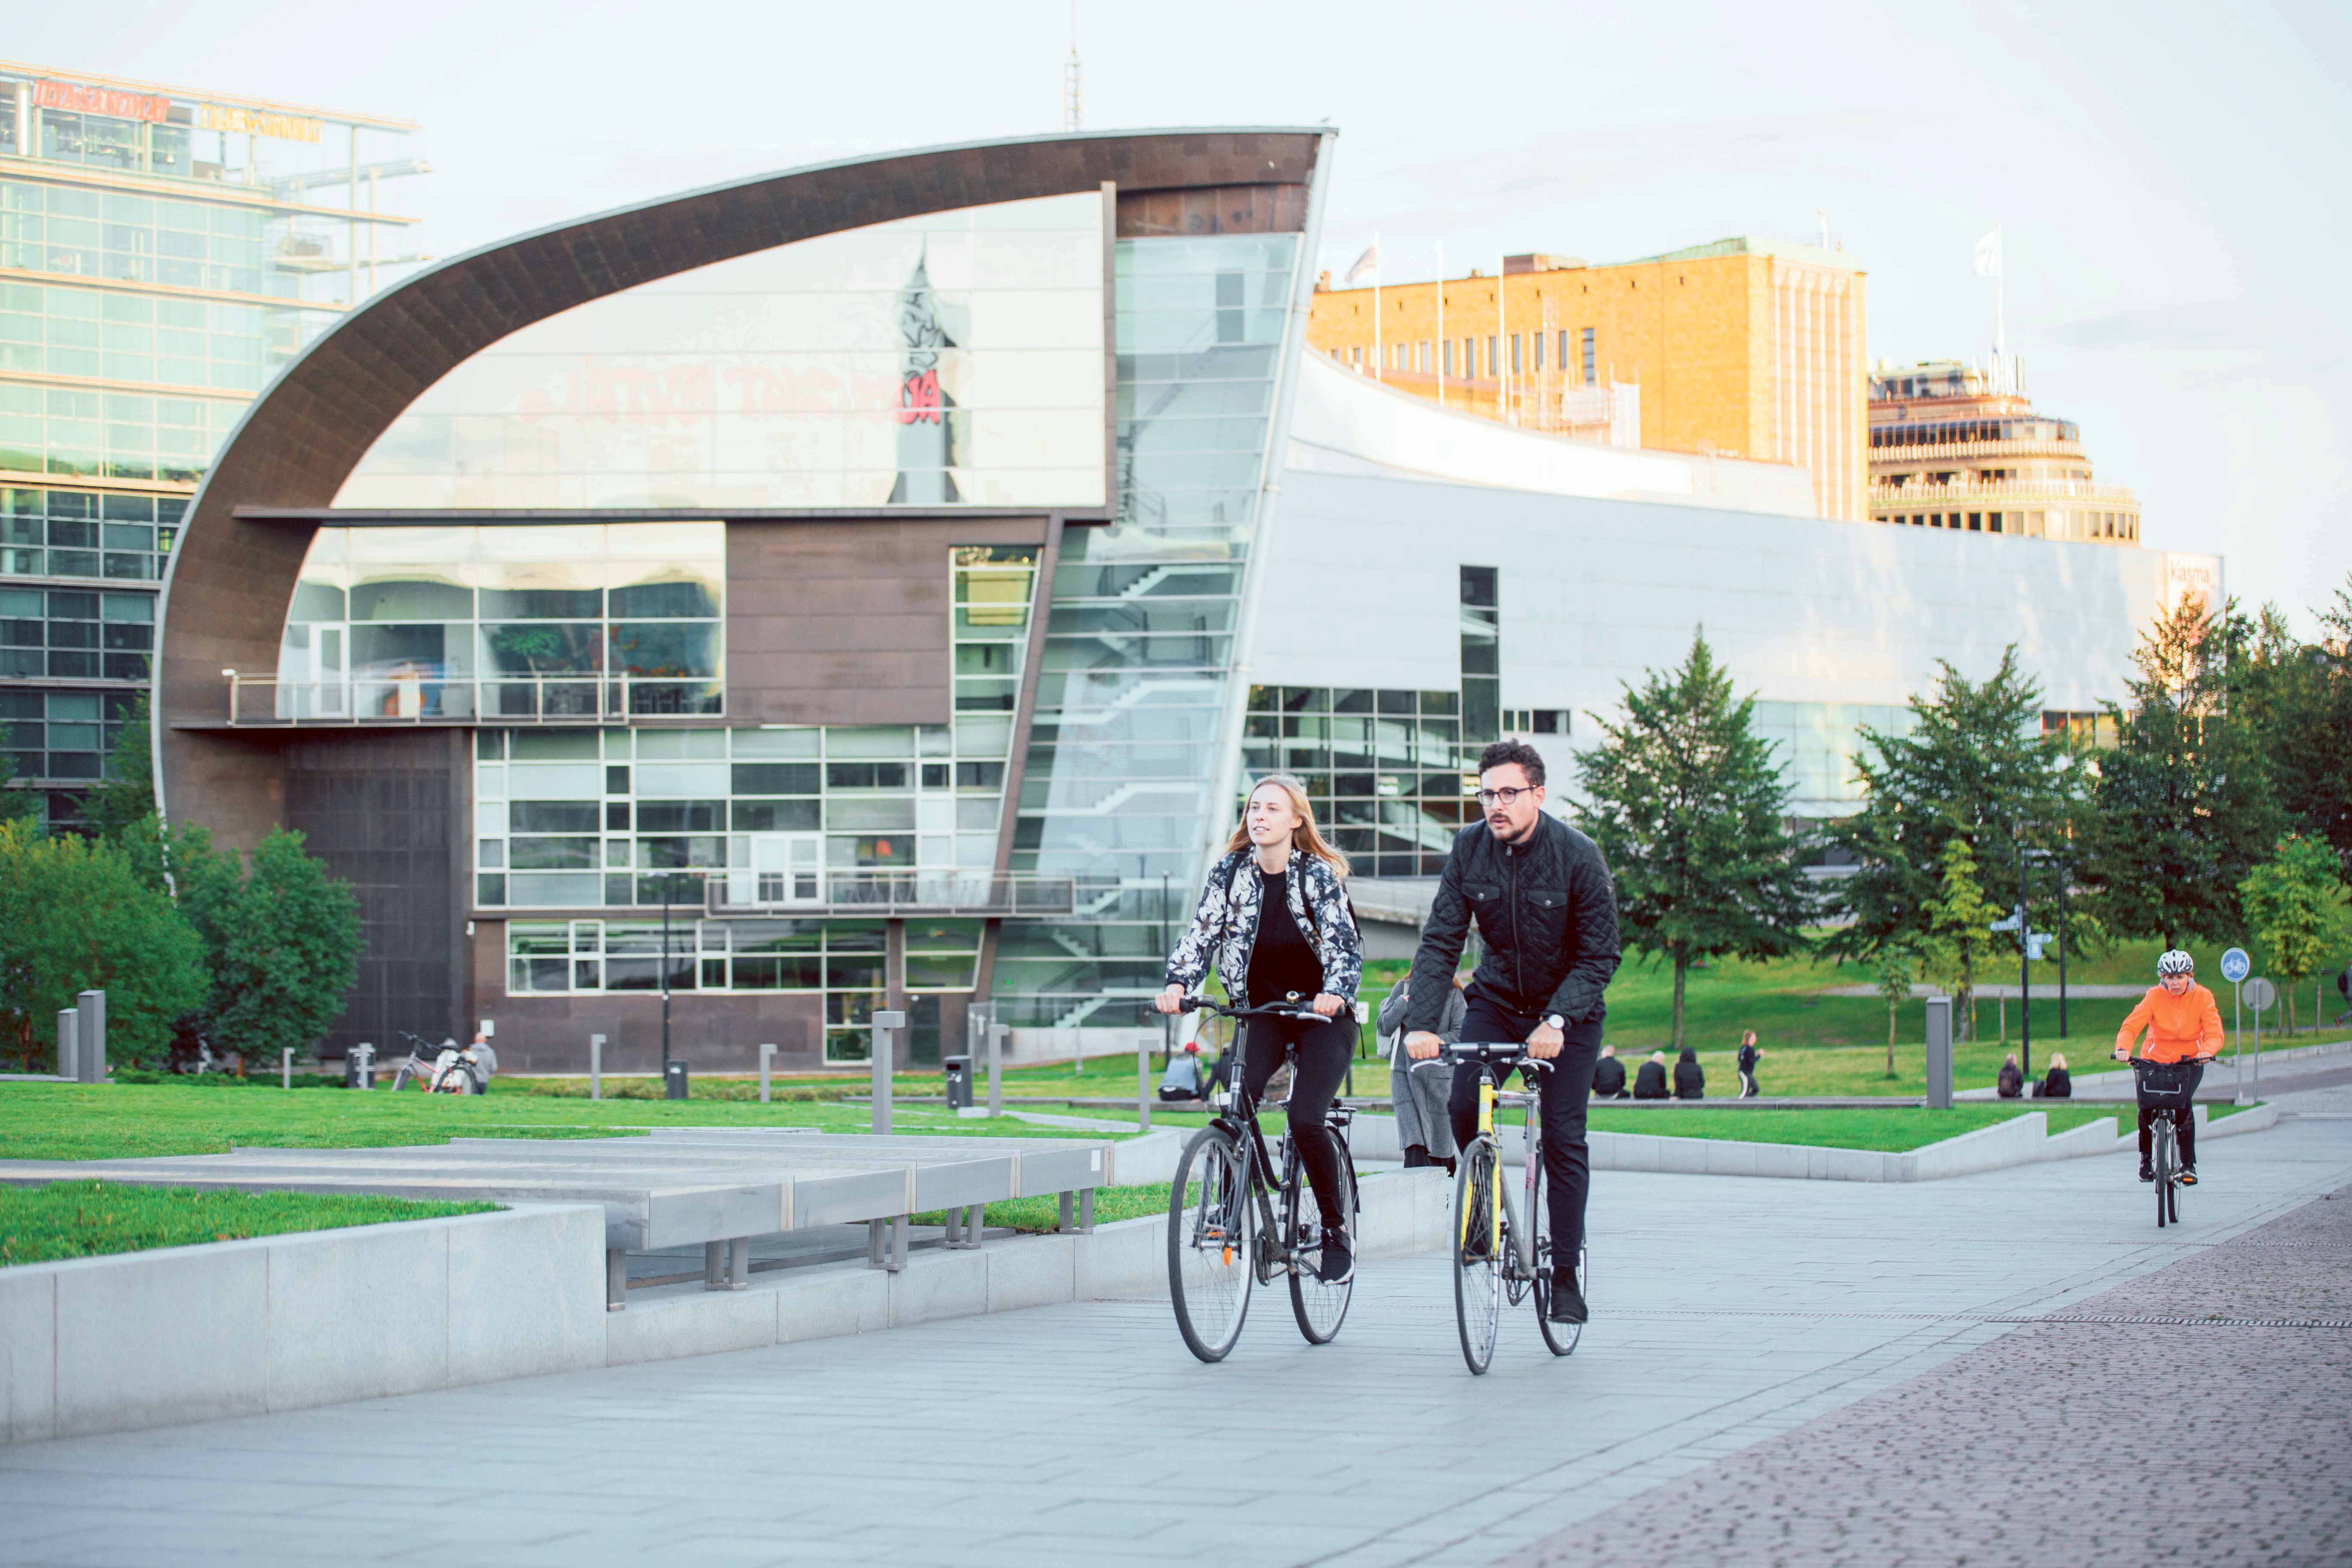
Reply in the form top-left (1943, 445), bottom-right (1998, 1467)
top-left (724, 516), bottom-right (1050, 727)
top-left (1115, 184), bottom-right (1311, 236)
top-left (281, 729), bottom-right (466, 1059)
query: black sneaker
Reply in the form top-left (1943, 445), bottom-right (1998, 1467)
top-left (1317, 1231), bottom-right (1354, 1284)
top-left (2179, 1167), bottom-right (2198, 1186)
top-left (2139, 1163), bottom-right (2156, 1182)
top-left (1403, 1145), bottom-right (1433, 1170)
top-left (1547, 1269), bottom-right (1588, 1324)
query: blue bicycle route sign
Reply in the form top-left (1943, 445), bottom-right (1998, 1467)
top-left (2220, 947), bottom-right (2251, 983)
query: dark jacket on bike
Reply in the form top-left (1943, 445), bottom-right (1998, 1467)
top-left (1402, 814), bottom-right (1620, 1033)
top-left (1672, 1047), bottom-right (1705, 1099)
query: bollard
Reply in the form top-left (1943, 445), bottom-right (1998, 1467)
top-left (1923, 997), bottom-right (1954, 1111)
top-left (75, 990), bottom-right (105, 1084)
top-left (589, 1034), bottom-right (604, 1101)
top-left (987, 1021), bottom-right (1008, 1117)
top-left (55, 1010), bottom-right (77, 1081)
top-left (759, 1043), bottom-right (776, 1105)
top-left (943, 1054), bottom-right (973, 1112)
top-left (870, 1010), bottom-right (906, 1135)
top-left (1138, 1032), bottom-right (1152, 1131)
top-left (665, 1061), bottom-right (689, 1100)
top-left (282, 1047), bottom-right (294, 1090)
top-left (349, 1042), bottom-right (375, 1090)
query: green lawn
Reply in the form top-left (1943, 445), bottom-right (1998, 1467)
top-left (915, 1182), bottom-right (1173, 1235)
top-left (0, 1082), bottom-right (1123, 1163)
top-left (1588, 1104), bottom-right (2121, 1151)
top-left (0, 1180), bottom-right (495, 1267)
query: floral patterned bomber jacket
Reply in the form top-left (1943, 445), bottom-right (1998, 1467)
top-left (1162, 848), bottom-right (1363, 1004)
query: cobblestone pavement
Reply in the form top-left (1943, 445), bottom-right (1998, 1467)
top-left (3, 1115), bottom-right (2346, 1568)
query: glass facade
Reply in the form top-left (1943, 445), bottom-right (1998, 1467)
top-left (995, 231), bottom-right (1301, 1029)
top-left (1458, 565), bottom-right (1499, 744)
top-left (1748, 700), bottom-right (1918, 817)
top-left (0, 64), bottom-right (421, 827)
top-left (334, 193), bottom-right (1106, 512)
top-left (1242, 686), bottom-right (1474, 878)
top-left (277, 524), bottom-right (726, 720)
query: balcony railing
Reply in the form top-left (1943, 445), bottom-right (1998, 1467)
top-left (219, 673), bottom-right (720, 726)
top-left (701, 870), bottom-right (1083, 918)
top-left (1870, 478), bottom-right (2138, 508)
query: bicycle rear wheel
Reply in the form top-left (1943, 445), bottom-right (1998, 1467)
top-left (1452, 1138), bottom-right (1504, 1375)
top-left (1168, 1125), bottom-right (1255, 1363)
top-left (1527, 1152), bottom-right (1584, 1357)
top-left (1287, 1151), bottom-right (1356, 1344)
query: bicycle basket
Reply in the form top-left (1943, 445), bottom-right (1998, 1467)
top-left (2132, 1059), bottom-right (2199, 1109)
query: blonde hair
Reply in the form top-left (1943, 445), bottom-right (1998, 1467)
top-left (1226, 773), bottom-right (1352, 879)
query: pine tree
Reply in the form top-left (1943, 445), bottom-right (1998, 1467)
top-left (2239, 834), bottom-right (2350, 1035)
top-left (1573, 629), bottom-right (1817, 1050)
top-left (1827, 649), bottom-right (2078, 970)
top-left (2078, 595), bottom-right (2283, 949)
top-left (1922, 838), bottom-right (1999, 1041)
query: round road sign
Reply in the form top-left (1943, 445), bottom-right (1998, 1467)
top-left (2220, 947), bottom-right (2251, 983)
top-left (2244, 976), bottom-right (2277, 1011)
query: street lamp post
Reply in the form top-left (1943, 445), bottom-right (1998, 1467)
top-left (2018, 845), bottom-right (2033, 1083)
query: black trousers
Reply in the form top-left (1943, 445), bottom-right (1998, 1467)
top-left (1237, 1014), bottom-right (1356, 1234)
top-left (2138, 1061), bottom-right (2203, 1167)
top-left (1446, 988), bottom-right (1602, 1268)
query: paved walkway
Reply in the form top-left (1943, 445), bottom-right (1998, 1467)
top-left (4, 1106), bottom-right (2347, 1567)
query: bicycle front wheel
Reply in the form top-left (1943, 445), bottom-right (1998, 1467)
top-left (1288, 1152), bottom-right (1357, 1345)
top-left (1168, 1125), bottom-right (1255, 1363)
top-left (1452, 1138), bottom-right (1504, 1375)
top-left (2153, 1121), bottom-right (2171, 1230)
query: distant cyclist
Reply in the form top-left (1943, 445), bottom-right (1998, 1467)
top-left (1158, 773), bottom-right (1363, 1283)
top-left (1402, 740), bottom-right (1621, 1326)
top-left (2113, 949), bottom-right (2223, 1185)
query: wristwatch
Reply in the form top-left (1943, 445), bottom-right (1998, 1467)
top-left (1544, 1013), bottom-right (1565, 1031)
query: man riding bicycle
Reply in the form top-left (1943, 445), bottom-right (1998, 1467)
top-left (1403, 740), bottom-right (1621, 1325)
top-left (2113, 949), bottom-right (2223, 1185)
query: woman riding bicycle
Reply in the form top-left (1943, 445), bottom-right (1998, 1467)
top-left (1157, 773), bottom-right (1363, 1284)
top-left (2114, 949), bottom-right (2223, 1185)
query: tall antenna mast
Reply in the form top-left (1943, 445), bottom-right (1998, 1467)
top-left (1063, 2), bottom-right (1081, 132)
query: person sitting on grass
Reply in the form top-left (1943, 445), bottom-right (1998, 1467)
top-left (1672, 1045), bottom-right (1705, 1099)
top-left (1633, 1049), bottom-right (1670, 1099)
top-left (1592, 1043), bottom-right (1628, 1099)
top-left (1997, 1054), bottom-right (2024, 1098)
top-left (2040, 1053), bottom-right (2071, 1099)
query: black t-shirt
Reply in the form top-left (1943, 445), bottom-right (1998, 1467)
top-left (1246, 867), bottom-right (1325, 1005)
top-left (1737, 1044), bottom-right (1758, 1076)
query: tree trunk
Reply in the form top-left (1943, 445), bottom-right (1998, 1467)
top-left (1886, 1003), bottom-right (1896, 1078)
top-left (1670, 948), bottom-right (1687, 1052)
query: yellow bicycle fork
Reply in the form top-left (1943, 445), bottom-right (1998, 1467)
top-left (1456, 1076), bottom-right (1504, 1258)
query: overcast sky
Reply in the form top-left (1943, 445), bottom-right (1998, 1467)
top-left (23, 0), bottom-right (2350, 630)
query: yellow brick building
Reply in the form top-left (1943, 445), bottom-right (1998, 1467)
top-left (1307, 238), bottom-right (1868, 520)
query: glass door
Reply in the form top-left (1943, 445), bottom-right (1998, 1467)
top-left (753, 833), bottom-right (822, 906)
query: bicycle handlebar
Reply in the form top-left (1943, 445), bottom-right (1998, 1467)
top-left (1406, 1043), bottom-right (1553, 1072)
top-left (1179, 994), bottom-right (1332, 1022)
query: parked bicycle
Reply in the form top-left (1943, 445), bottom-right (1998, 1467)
top-left (1423, 1041), bottom-right (1583, 1374)
top-left (1164, 994), bottom-right (1358, 1363)
top-left (2133, 1058), bottom-right (2198, 1229)
top-left (389, 1031), bottom-right (498, 1094)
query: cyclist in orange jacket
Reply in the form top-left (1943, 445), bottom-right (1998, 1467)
top-left (2113, 949), bottom-right (2223, 1185)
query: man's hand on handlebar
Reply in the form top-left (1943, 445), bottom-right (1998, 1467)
top-left (1154, 984), bottom-right (1186, 1016)
top-left (1405, 1030), bottom-right (1442, 1060)
top-left (1526, 1020), bottom-right (1565, 1060)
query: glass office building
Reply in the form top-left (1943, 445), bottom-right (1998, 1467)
top-left (0, 61), bottom-right (419, 826)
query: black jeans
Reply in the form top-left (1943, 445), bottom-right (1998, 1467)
top-left (1446, 987), bottom-right (1602, 1268)
top-left (1237, 1014), bottom-right (1356, 1235)
top-left (2138, 1061), bottom-right (2203, 1167)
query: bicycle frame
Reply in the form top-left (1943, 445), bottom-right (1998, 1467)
top-left (1435, 1049), bottom-right (1548, 1283)
top-left (1186, 994), bottom-right (1339, 1281)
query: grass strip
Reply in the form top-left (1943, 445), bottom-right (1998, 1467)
top-left (0, 1180), bottom-right (496, 1268)
top-left (914, 1182), bottom-right (1174, 1236)
top-left (1586, 1104), bottom-right (2123, 1152)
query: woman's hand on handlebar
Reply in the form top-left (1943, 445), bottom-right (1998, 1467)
top-left (1154, 984), bottom-right (1186, 1016)
top-left (1404, 1030), bottom-right (1443, 1061)
top-left (1310, 992), bottom-right (1345, 1018)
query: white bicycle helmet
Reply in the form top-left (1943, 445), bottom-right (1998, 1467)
top-left (2156, 949), bottom-right (2195, 978)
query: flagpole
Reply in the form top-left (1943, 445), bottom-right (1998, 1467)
top-left (1496, 252), bottom-right (1508, 424)
top-left (1373, 230), bottom-right (1382, 384)
top-left (1436, 242), bottom-right (1445, 409)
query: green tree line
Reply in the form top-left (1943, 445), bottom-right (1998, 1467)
top-left (0, 695), bottom-right (361, 1073)
top-left (1569, 576), bottom-right (2352, 1048)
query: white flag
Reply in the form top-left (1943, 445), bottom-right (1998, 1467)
top-left (1344, 242), bottom-right (1379, 285)
top-left (1973, 227), bottom-right (2002, 279)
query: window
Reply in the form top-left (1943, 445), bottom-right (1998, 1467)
top-left (1442, 340), bottom-right (1454, 377)
top-left (1485, 336), bottom-right (1497, 376)
top-left (1532, 333), bottom-right (1544, 372)
top-left (1510, 334), bottom-right (1522, 375)
top-left (1557, 329), bottom-right (1568, 371)
top-left (1504, 708), bottom-right (1569, 736)
top-left (1580, 328), bottom-right (1596, 386)
top-left (1243, 686), bottom-right (1471, 878)
top-left (1459, 566), bottom-right (1499, 745)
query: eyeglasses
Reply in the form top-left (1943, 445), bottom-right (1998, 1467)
top-left (1475, 787), bottom-right (1534, 806)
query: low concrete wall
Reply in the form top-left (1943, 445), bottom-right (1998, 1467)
top-left (2, 1204), bottom-right (606, 1444)
top-left (3, 1167), bottom-right (1451, 1445)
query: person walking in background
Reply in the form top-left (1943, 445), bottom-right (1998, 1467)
top-left (1735, 1030), bottom-right (1762, 1098)
top-left (2040, 1052), bottom-right (2072, 1099)
top-left (1633, 1050), bottom-right (1669, 1099)
top-left (1672, 1045), bottom-right (1706, 1099)
top-left (2336, 964), bottom-right (2351, 1026)
top-left (1592, 1043), bottom-right (1628, 1099)
top-left (1380, 969), bottom-right (1466, 1172)
top-left (1997, 1054), bottom-right (2024, 1098)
